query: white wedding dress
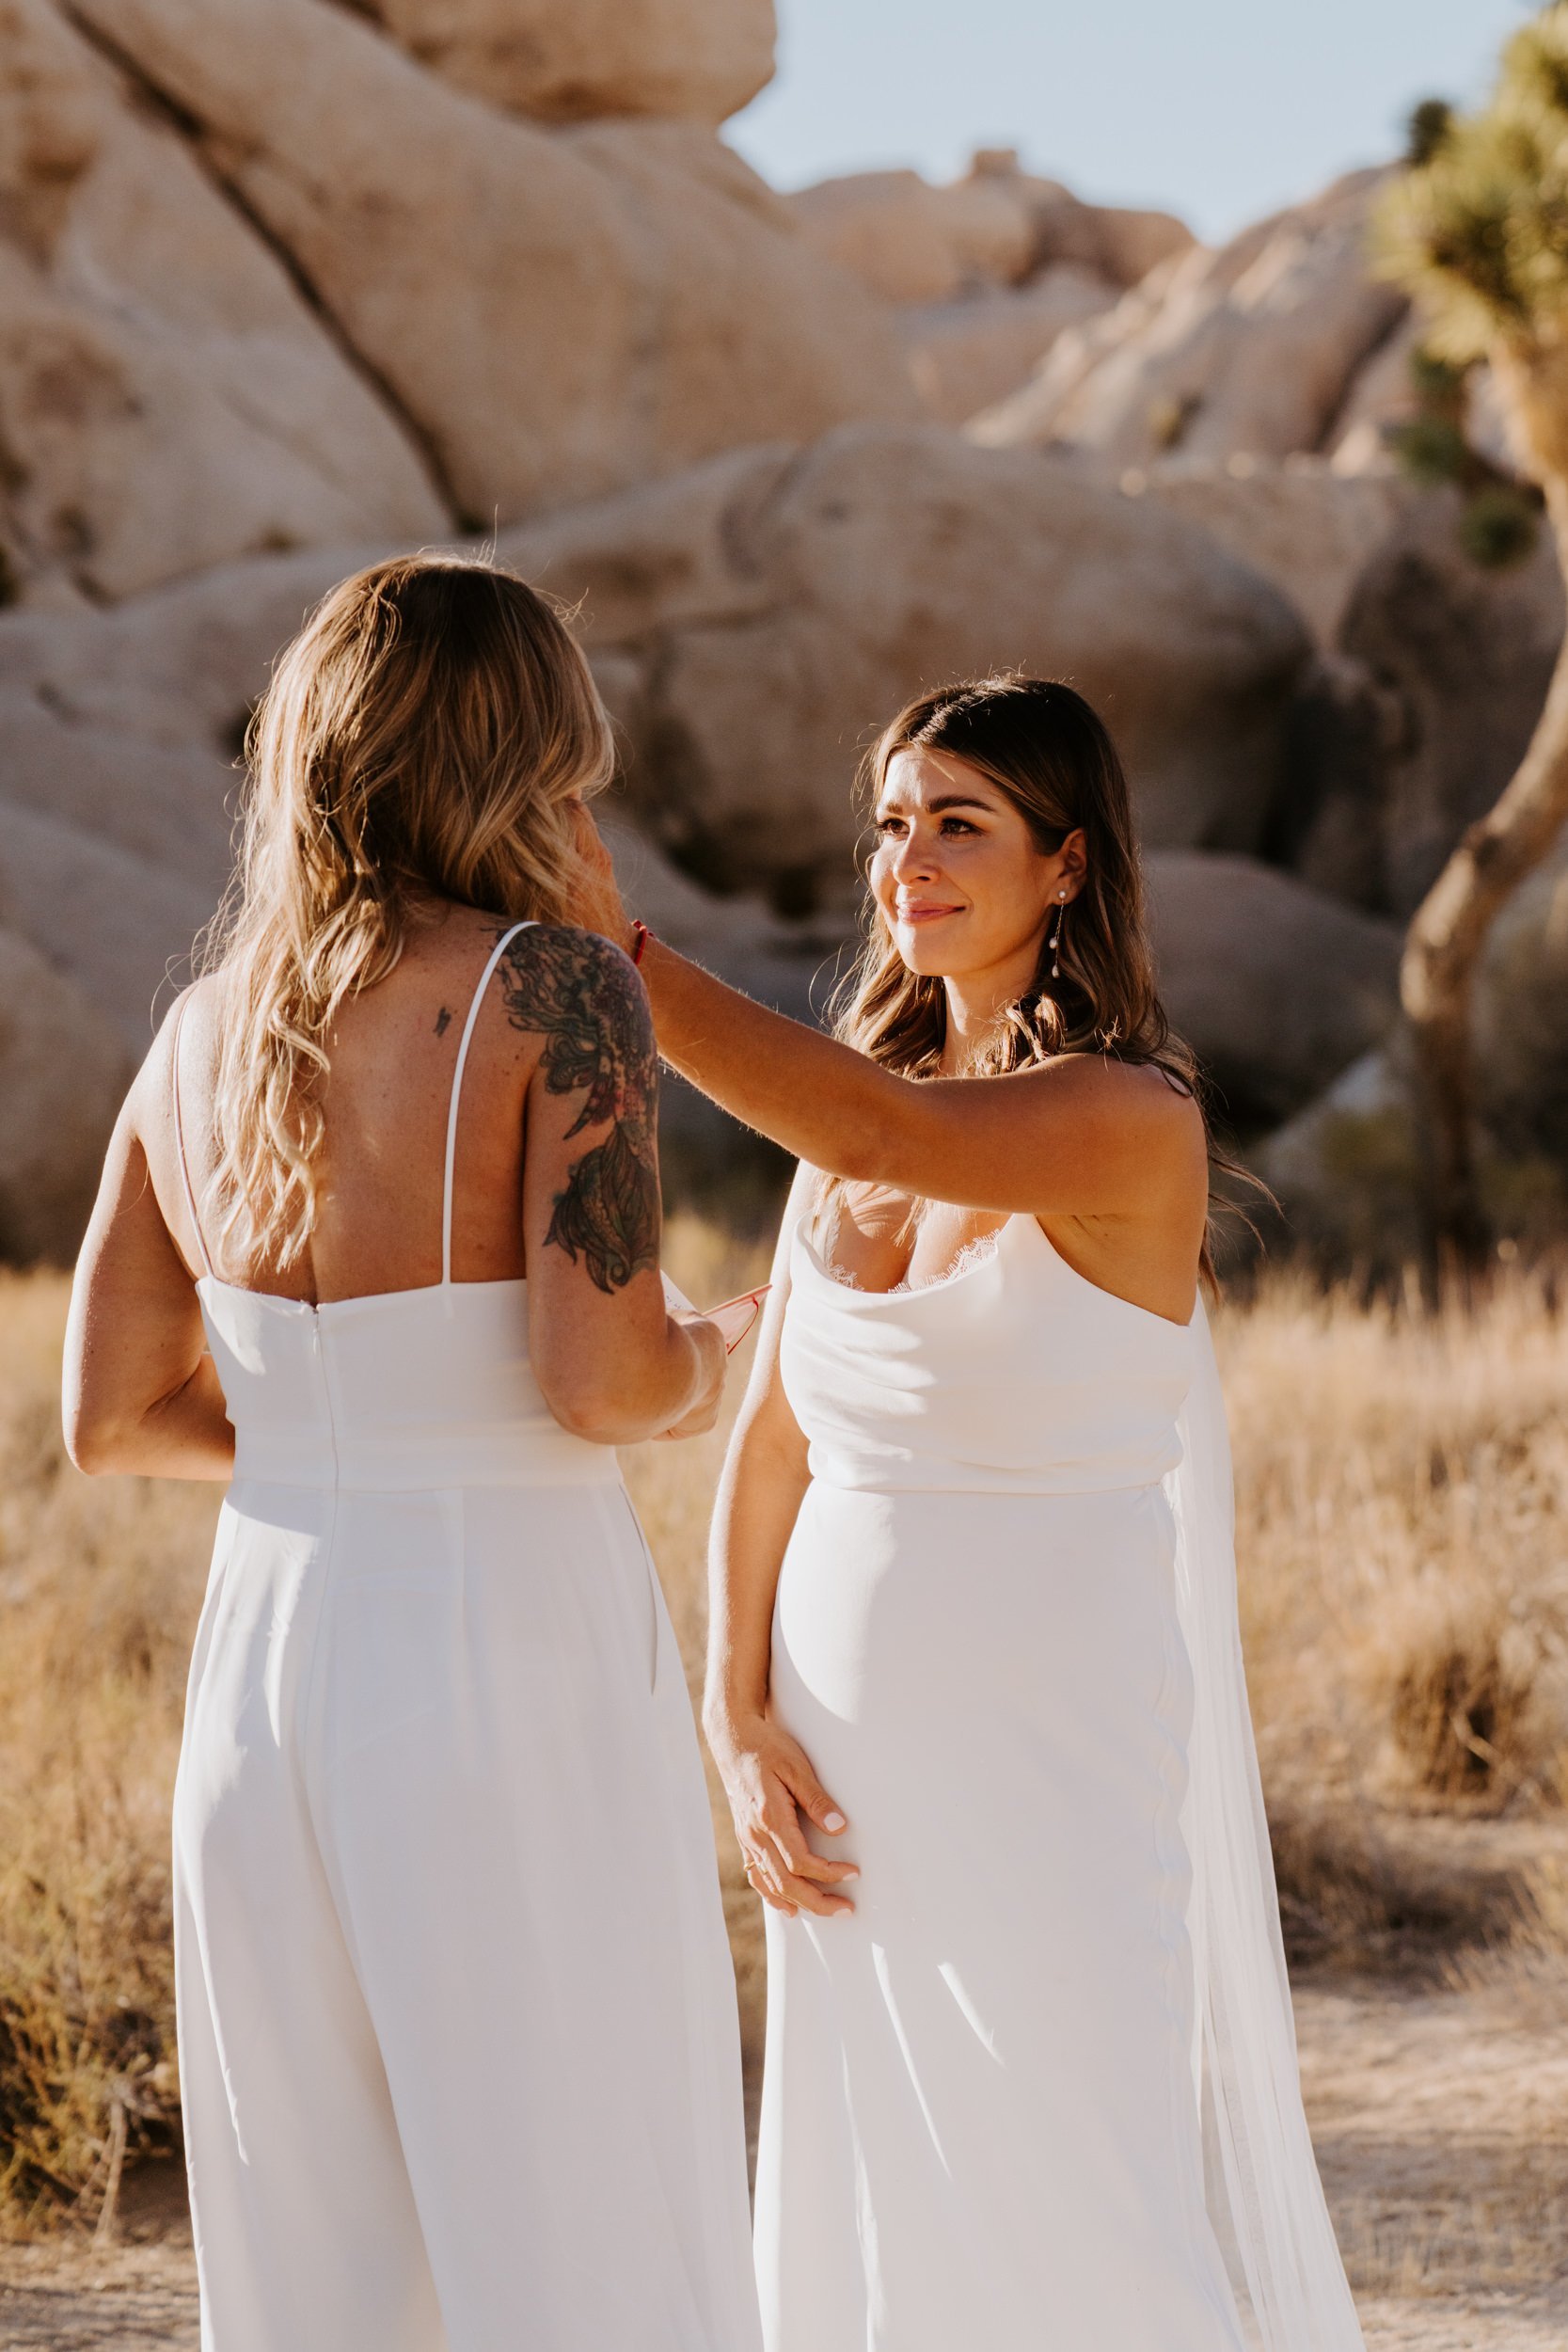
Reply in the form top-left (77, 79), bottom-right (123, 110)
top-left (754, 1209), bottom-right (1364, 2352)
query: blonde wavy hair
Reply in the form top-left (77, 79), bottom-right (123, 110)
top-left (198, 552), bottom-right (614, 1270)
top-left (822, 674), bottom-right (1234, 1272)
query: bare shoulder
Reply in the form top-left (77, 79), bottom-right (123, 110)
top-left (1033, 1053), bottom-right (1208, 1200)
top-left (492, 924), bottom-right (651, 1054)
top-left (493, 926), bottom-right (657, 1150)
top-left (127, 977), bottom-right (217, 1134)
top-left (1041, 1051), bottom-right (1202, 1126)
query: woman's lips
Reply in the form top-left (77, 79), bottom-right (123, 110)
top-left (894, 902), bottom-right (963, 925)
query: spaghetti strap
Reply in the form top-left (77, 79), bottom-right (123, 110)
top-left (170, 990), bottom-right (215, 1282)
top-left (442, 922), bottom-right (535, 1287)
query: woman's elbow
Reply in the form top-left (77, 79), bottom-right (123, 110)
top-left (546, 1392), bottom-right (629, 1445)
top-left (63, 1407), bottom-right (126, 1477)
top-left (538, 1365), bottom-right (655, 1446)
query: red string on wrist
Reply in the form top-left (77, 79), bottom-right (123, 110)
top-left (629, 919), bottom-right (651, 967)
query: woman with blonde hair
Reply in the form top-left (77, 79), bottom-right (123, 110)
top-left (64, 555), bottom-right (762, 2352)
top-left (572, 675), bottom-right (1365, 2352)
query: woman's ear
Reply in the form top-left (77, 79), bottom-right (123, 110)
top-left (1059, 827), bottom-right (1090, 899)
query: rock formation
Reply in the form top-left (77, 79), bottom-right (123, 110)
top-left (900, 270), bottom-right (1116, 428)
top-left (1144, 852), bottom-right (1402, 1125)
top-left (44, 0), bottom-right (912, 571)
top-left (786, 151), bottom-right (1192, 427)
top-left (0, 0), bottom-right (1560, 1259)
top-left (0, 423), bottom-right (1313, 988)
top-left (498, 424), bottom-right (1313, 901)
top-left (0, 926), bottom-right (131, 1260)
top-left (786, 153), bottom-right (1191, 309)
top-left (971, 170), bottom-right (1407, 469)
top-left (0, 0), bottom-right (447, 602)
top-left (1336, 494), bottom-right (1565, 916)
top-left (1256, 829), bottom-right (1568, 1264)
top-left (1121, 459), bottom-right (1413, 648)
top-left (363, 0), bottom-right (777, 125)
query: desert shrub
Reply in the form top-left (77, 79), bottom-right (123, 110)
top-left (1366, 1571), bottom-right (1547, 1803)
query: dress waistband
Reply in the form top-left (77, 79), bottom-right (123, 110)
top-left (230, 1421), bottom-right (624, 1492)
top-left (804, 1452), bottom-right (1178, 1501)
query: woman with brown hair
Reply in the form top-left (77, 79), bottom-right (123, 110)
top-left (63, 555), bottom-right (762, 2352)
top-left (574, 675), bottom-right (1364, 2352)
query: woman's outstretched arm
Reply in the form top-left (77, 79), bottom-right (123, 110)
top-left (637, 930), bottom-right (1203, 1224)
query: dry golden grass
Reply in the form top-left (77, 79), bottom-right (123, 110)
top-left (1216, 1267), bottom-right (1568, 1973)
top-left (1225, 1268), bottom-right (1568, 1811)
top-left (2, 1235), bottom-right (1565, 2249)
top-left (0, 1277), bottom-right (215, 2239)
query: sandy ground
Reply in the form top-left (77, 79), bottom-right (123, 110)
top-left (2, 1973), bottom-right (1563, 2350)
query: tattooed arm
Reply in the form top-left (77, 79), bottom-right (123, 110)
top-left (503, 925), bottom-right (725, 1444)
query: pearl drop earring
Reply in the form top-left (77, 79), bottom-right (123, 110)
top-left (1050, 889), bottom-right (1067, 980)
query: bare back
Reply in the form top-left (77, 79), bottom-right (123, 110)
top-left (159, 907), bottom-right (548, 1301)
top-left (65, 905), bottom-right (718, 1477)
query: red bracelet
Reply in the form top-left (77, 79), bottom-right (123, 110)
top-left (629, 919), bottom-right (651, 966)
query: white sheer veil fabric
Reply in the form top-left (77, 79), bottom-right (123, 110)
top-left (1165, 1299), bottom-right (1367, 2351)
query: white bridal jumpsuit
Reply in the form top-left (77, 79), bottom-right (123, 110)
top-left (169, 928), bottom-right (762, 2352)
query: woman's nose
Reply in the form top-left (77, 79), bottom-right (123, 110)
top-left (891, 830), bottom-right (939, 882)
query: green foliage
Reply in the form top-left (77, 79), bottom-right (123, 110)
top-left (1376, 4), bottom-right (1568, 360)
top-left (1386, 412), bottom-right (1472, 486)
top-left (1386, 343), bottom-right (1544, 567)
top-left (1459, 482), bottom-right (1544, 568)
top-left (1408, 345), bottom-right (1469, 406)
top-left (1405, 98), bottom-right (1455, 169)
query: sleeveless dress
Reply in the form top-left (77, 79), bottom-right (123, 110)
top-left (753, 1208), bottom-right (1351, 2352)
top-left (168, 929), bottom-right (762, 2352)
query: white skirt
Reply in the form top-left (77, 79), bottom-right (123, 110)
top-left (755, 1480), bottom-right (1243, 2352)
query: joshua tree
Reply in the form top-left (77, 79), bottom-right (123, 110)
top-left (1375, 5), bottom-right (1568, 1270)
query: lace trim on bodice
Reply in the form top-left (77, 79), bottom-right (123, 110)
top-left (817, 1230), bottom-right (1002, 1296)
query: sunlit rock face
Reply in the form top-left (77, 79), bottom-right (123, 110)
top-left (362, 0), bottom-right (778, 125)
top-left (786, 151), bottom-right (1194, 428)
top-left (8, 0), bottom-right (911, 607)
top-left (0, 0), bottom-right (448, 602)
top-left (970, 170), bottom-right (1406, 470)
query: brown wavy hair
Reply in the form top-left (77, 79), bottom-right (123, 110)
top-left (198, 552), bottom-right (614, 1270)
top-left (823, 673), bottom-right (1235, 1269)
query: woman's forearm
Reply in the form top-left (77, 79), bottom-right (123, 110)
top-left (642, 934), bottom-right (915, 1189)
top-left (703, 1418), bottom-right (810, 1741)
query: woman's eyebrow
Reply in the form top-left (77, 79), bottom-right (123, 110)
top-left (875, 791), bottom-right (996, 820)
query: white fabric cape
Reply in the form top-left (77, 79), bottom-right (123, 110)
top-left (1165, 1301), bottom-right (1366, 2351)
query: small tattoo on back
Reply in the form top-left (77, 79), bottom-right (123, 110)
top-left (434, 1007), bottom-right (452, 1038)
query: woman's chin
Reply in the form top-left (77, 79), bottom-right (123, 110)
top-left (893, 939), bottom-right (944, 976)
top-left (890, 916), bottom-right (962, 971)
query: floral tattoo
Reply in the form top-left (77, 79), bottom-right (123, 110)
top-left (496, 927), bottom-right (659, 1294)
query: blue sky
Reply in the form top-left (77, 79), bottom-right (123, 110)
top-left (728, 1), bottom-right (1533, 243)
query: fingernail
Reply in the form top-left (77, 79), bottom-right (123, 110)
top-left (823, 1811), bottom-right (846, 1831)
